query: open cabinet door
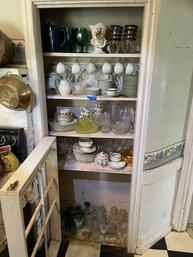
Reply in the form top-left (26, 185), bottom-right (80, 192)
top-left (136, 158), bottom-right (182, 254)
top-left (0, 137), bottom-right (61, 257)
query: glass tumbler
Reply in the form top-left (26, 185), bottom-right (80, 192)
top-left (100, 112), bottom-right (111, 133)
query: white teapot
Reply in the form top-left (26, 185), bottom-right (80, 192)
top-left (95, 151), bottom-right (109, 167)
top-left (58, 79), bottom-right (71, 95)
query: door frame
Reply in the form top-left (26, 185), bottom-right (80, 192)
top-left (173, 87), bottom-right (193, 231)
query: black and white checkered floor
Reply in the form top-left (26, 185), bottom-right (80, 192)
top-left (58, 232), bottom-right (193, 257)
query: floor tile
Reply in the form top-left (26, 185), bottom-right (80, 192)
top-left (165, 232), bottom-right (193, 253)
top-left (100, 245), bottom-right (133, 257)
top-left (65, 240), bottom-right (101, 257)
top-left (151, 238), bottom-right (167, 250)
top-left (168, 251), bottom-right (193, 257)
top-left (134, 249), bottom-right (168, 257)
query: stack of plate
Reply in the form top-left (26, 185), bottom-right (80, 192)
top-left (122, 75), bottom-right (138, 97)
top-left (49, 111), bottom-right (77, 132)
top-left (73, 141), bottom-right (97, 163)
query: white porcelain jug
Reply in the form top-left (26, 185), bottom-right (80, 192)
top-left (58, 79), bottom-right (71, 95)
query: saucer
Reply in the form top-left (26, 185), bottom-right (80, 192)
top-left (108, 161), bottom-right (126, 170)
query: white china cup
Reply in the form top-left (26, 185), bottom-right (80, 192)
top-left (126, 63), bottom-right (135, 75)
top-left (102, 62), bottom-right (112, 74)
top-left (114, 62), bottom-right (125, 75)
top-left (72, 62), bottom-right (81, 74)
top-left (56, 61), bottom-right (66, 75)
top-left (86, 61), bottom-right (96, 74)
top-left (59, 108), bottom-right (70, 115)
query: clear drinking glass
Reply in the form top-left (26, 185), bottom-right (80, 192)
top-left (100, 112), bottom-right (111, 133)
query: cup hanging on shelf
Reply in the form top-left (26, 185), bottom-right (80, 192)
top-left (102, 61), bottom-right (112, 74)
top-left (125, 63), bottom-right (135, 75)
top-left (56, 61), bottom-right (66, 75)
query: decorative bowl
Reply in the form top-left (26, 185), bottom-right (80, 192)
top-left (108, 161), bottom-right (126, 170)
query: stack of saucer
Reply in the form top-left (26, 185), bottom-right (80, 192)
top-left (49, 109), bottom-right (77, 132)
top-left (72, 138), bottom-right (97, 163)
top-left (122, 75), bottom-right (138, 97)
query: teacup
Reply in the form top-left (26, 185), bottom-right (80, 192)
top-left (126, 63), bottom-right (135, 75)
top-left (110, 152), bottom-right (121, 162)
top-left (59, 108), bottom-right (70, 115)
top-left (102, 61), bottom-right (112, 74)
top-left (86, 61), bottom-right (96, 74)
top-left (56, 61), bottom-right (66, 75)
top-left (72, 62), bottom-right (81, 74)
top-left (114, 62), bottom-right (125, 75)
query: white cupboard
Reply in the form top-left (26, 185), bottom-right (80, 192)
top-left (3, 0), bottom-right (193, 256)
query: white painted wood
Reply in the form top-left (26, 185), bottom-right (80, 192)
top-left (49, 130), bottom-right (135, 139)
top-left (0, 137), bottom-right (61, 257)
top-left (59, 159), bottom-right (132, 174)
top-left (45, 142), bottom-right (62, 242)
top-left (21, 0), bottom-right (48, 146)
top-left (173, 95), bottom-right (193, 231)
top-left (32, 0), bottom-right (147, 8)
top-left (44, 52), bottom-right (141, 58)
top-left (127, 0), bottom-right (161, 253)
top-left (47, 94), bottom-right (137, 102)
top-left (0, 195), bottom-right (28, 257)
top-left (136, 158), bottom-right (182, 254)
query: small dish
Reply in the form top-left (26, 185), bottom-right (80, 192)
top-left (79, 145), bottom-right (96, 153)
top-left (85, 87), bottom-right (100, 96)
top-left (106, 88), bottom-right (117, 96)
top-left (110, 152), bottom-right (122, 162)
top-left (108, 161), bottom-right (126, 170)
top-left (79, 138), bottom-right (93, 148)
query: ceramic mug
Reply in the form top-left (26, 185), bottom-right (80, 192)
top-left (114, 62), bottom-right (125, 75)
top-left (72, 62), bottom-right (81, 74)
top-left (126, 63), bottom-right (135, 75)
top-left (56, 61), bottom-right (66, 75)
top-left (102, 61), bottom-right (112, 74)
top-left (86, 61), bottom-right (96, 74)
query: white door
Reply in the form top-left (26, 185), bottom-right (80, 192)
top-left (0, 137), bottom-right (61, 257)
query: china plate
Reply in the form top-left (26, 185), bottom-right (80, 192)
top-left (73, 143), bottom-right (97, 154)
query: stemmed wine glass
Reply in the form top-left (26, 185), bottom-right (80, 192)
top-left (75, 27), bottom-right (89, 53)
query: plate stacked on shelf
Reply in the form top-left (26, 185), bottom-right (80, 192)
top-left (49, 111), bottom-right (77, 132)
top-left (72, 138), bottom-right (97, 163)
top-left (122, 75), bottom-right (138, 97)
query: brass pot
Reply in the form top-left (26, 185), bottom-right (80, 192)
top-left (0, 73), bottom-right (33, 110)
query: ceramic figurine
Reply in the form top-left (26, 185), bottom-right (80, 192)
top-left (89, 23), bottom-right (107, 54)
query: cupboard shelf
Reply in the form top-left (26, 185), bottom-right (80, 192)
top-left (49, 130), bottom-right (135, 139)
top-left (43, 52), bottom-right (141, 58)
top-left (58, 159), bottom-right (132, 175)
top-left (47, 94), bottom-right (137, 101)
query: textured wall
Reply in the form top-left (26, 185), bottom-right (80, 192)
top-left (0, 0), bottom-right (23, 39)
